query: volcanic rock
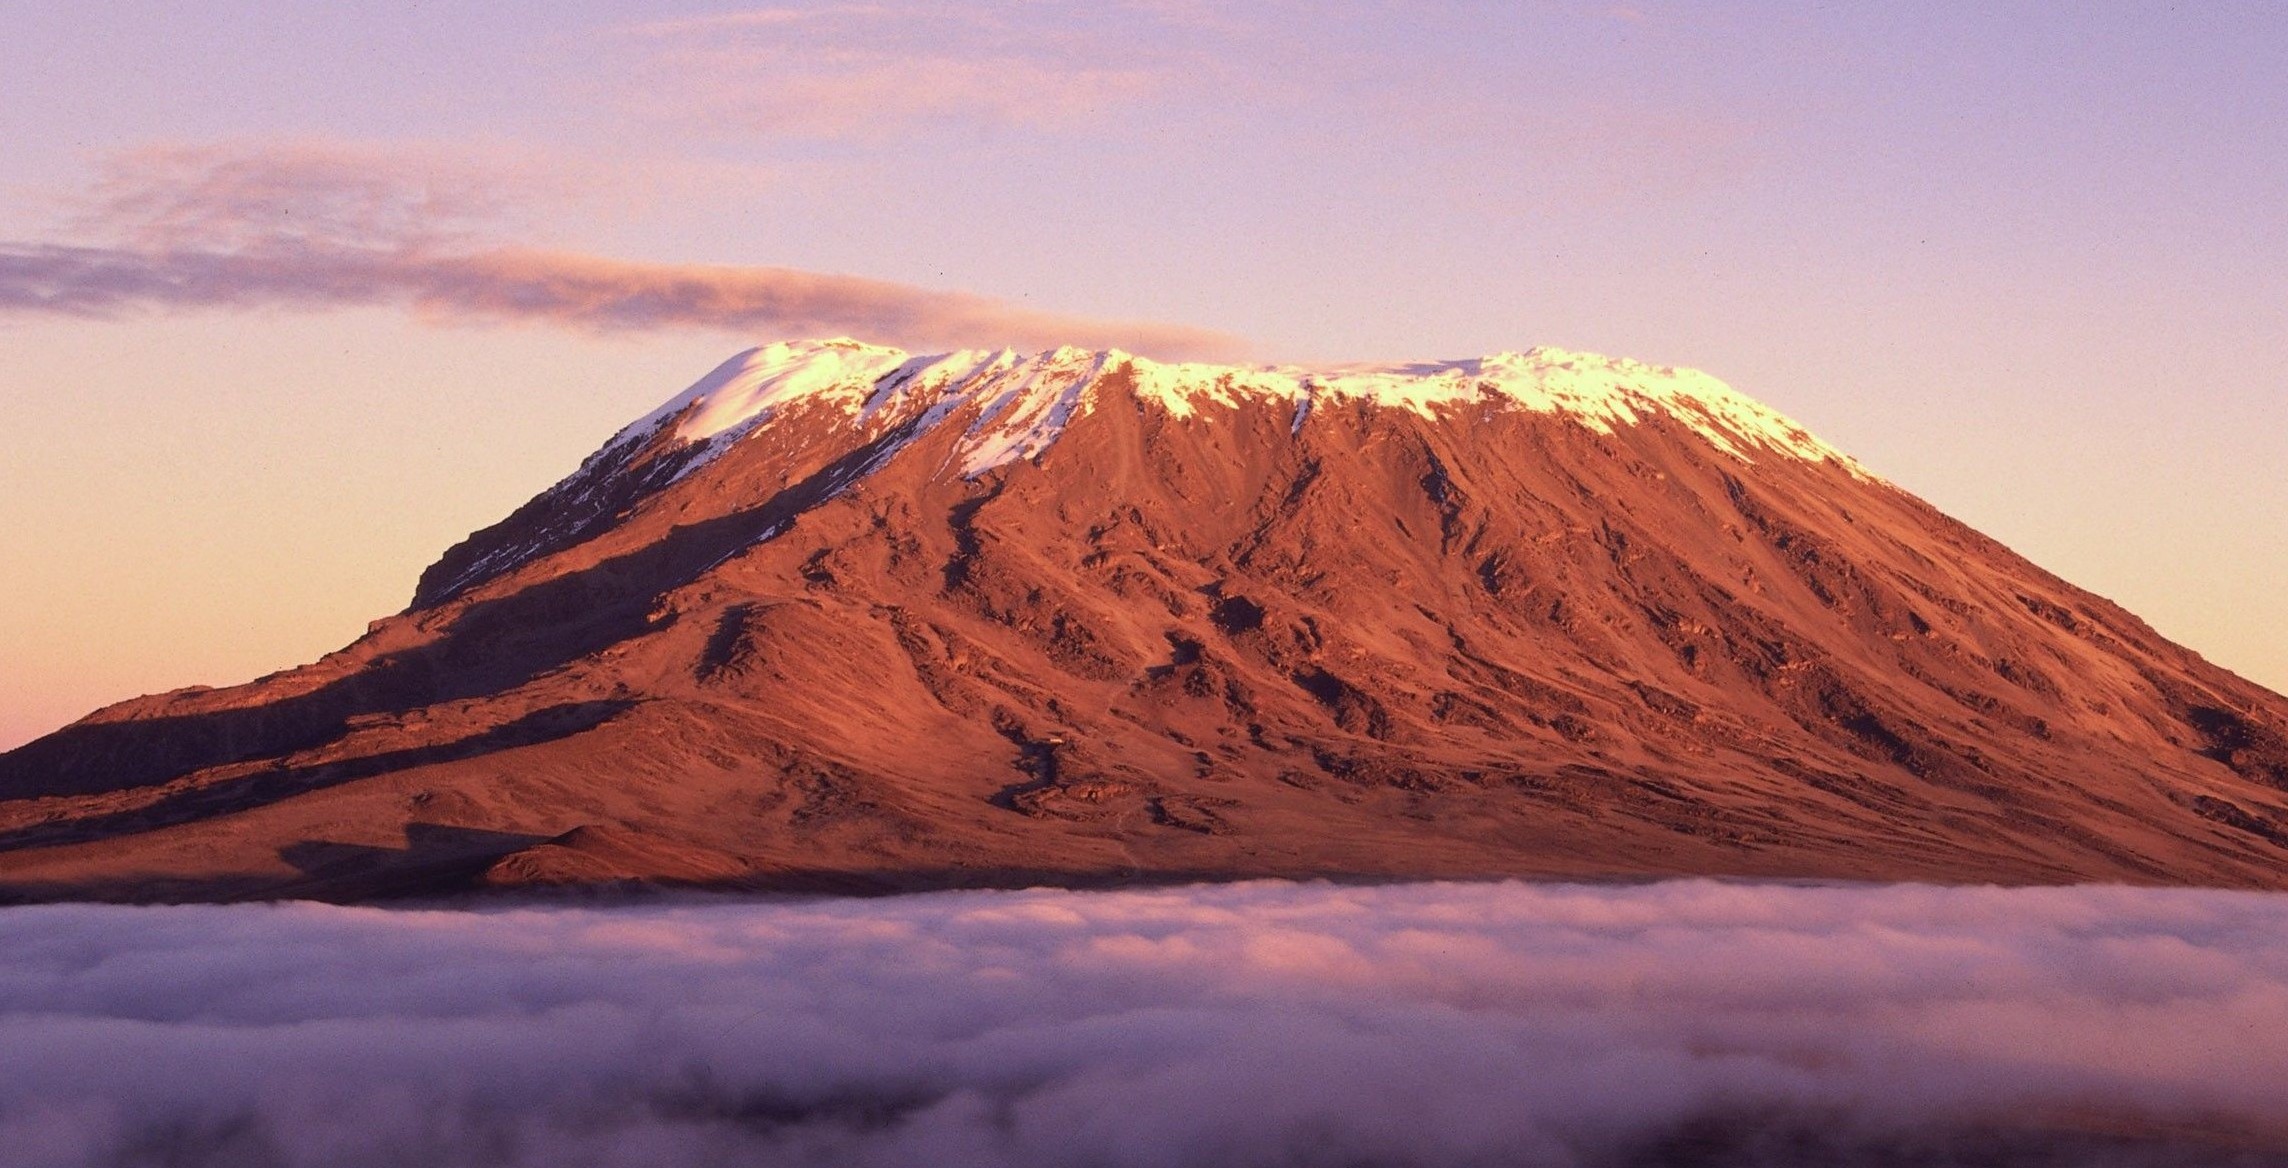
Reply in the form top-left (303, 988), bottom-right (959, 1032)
top-left (5, 338), bottom-right (2285, 901)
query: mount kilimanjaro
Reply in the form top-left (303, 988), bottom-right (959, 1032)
top-left (4, 338), bottom-right (2286, 901)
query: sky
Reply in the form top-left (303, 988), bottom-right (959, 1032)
top-left (0, 1), bottom-right (2282, 749)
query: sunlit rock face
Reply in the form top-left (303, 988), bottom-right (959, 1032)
top-left (4, 340), bottom-right (2287, 902)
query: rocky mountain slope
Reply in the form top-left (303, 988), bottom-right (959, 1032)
top-left (4, 338), bottom-right (2285, 901)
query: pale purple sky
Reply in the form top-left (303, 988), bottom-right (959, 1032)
top-left (1, 2), bottom-right (2283, 747)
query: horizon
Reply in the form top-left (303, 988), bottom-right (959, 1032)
top-left (3, 2), bottom-right (2284, 747)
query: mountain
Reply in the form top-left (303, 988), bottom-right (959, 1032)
top-left (4, 338), bottom-right (2286, 901)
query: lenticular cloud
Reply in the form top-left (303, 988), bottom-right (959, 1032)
top-left (3, 880), bottom-right (2286, 1167)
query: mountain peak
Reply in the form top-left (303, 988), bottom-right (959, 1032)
top-left (413, 340), bottom-right (1879, 610)
top-left (620, 338), bottom-right (1871, 490)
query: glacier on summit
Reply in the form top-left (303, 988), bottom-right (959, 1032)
top-left (419, 337), bottom-right (1873, 605)
top-left (624, 338), bottom-right (1871, 486)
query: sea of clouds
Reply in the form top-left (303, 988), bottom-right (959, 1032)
top-left (3, 879), bottom-right (2286, 1167)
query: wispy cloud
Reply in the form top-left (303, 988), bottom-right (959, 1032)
top-left (1410, 98), bottom-right (1769, 211)
top-left (0, 143), bottom-right (1246, 360)
top-left (2, 880), bottom-right (2286, 1166)
top-left (0, 243), bottom-right (1245, 357)
top-left (66, 141), bottom-right (553, 253)
top-left (606, 2), bottom-right (1236, 139)
top-left (594, 3), bottom-right (1765, 217)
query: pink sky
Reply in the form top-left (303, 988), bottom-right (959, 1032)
top-left (1, 2), bottom-right (2283, 747)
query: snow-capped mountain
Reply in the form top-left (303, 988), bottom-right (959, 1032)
top-left (4, 339), bottom-right (2285, 901)
top-left (416, 339), bottom-right (1869, 608)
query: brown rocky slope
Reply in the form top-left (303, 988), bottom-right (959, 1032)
top-left (4, 339), bottom-right (2285, 901)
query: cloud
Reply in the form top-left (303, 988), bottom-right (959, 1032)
top-left (0, 243), bottom-right (1245, 358)
top-left (0, 143), bottom-right (1246, 360)
top-left (1362, 81), bottom-right (1769, 215)
top-left (66, 141), bottom-right (552, 254)
top-left (597, 3), bottom-right (1764, 218)
top-left (1, 880), bottom-right (2285, 1167)
top-left (607, 2), bottom-right (1238, 139)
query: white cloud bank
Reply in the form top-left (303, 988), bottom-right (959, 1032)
top-left (2, 879), bottom-right (2286, 1167)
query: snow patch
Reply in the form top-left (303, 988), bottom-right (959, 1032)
top-left (638, 339), bottom-right (911, 443)
top-left (1124, 348), bottom-right (1867, 474)
top-left (610, 339), bottom-right (918, 485)
top-left (956, 346), bottom-right (1112, 476)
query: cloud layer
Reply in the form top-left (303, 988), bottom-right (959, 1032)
top-left (0, 242), bottom-right (1243, 358)
top-left (3, 879), bottom-right (2286, 1168)
top-left (0, 143), bottom-right (1245, 360)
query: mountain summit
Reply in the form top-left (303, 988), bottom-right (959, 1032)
top-left (5, 339), bottom-right (2286, 900)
